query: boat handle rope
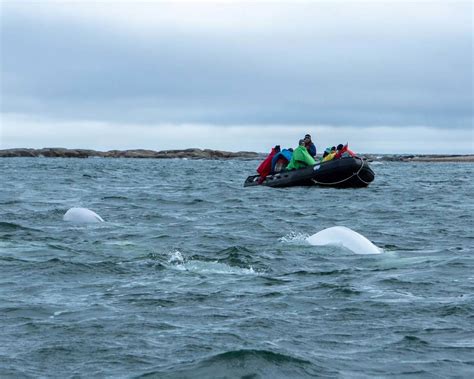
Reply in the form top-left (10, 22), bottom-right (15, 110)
top-left (311, 158), bottom-right (371, 186)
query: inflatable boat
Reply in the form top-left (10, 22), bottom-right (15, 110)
top-left (244, 156), bottom-right (374, 188)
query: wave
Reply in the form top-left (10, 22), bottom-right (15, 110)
top-left (0, 221), bottom-right (39, 232)
top-left (26, 257), bottom-right (131, 275)
top-left (283, 267), bottom-right (357, 277)
top-left (0, 199), bottom-right (23, 205)
top-left (101, 195), bottom-right (129, 200)
top-left (197, 349), bottom-right (312, 365)
top-left (0, 256), bottom-right (30, 264)
top-left (396, 335), bottom-right (430, 347)
top-left (317, 282), bottom-right (363, 296)
top-left (215, 246), bottom-right (263, 267)
top-left (165, 250), bottom-right (260, 276)
top-left (138, 349), bottom-right (324, 378)
top-left (437, 303), bottom-right (473, 317)
top-left (173, 259), bottom-right (257, 276)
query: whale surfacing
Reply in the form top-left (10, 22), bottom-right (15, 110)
top-left (307, 226), bottom-right (381, 255)
top-left (63, 207), bottom-right (104, 223)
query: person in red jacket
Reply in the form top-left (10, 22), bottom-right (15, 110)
top-left (257, 145), bottom-right (280, 183)
top-left (334, 143), bottom-right (356, 159)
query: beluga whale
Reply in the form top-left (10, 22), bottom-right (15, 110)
top-left (63, 207), bottom-right (104, 223)
top-left (307, 226), bottom-right (382, 255)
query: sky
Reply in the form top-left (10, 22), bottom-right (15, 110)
top-left (0, 0), bottom-right (472, 154)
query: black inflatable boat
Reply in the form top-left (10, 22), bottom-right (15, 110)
top-left (244, 156), bottom-right (375, 188)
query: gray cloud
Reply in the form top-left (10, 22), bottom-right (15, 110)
top-left (1, 2), bottom-right (472, 129)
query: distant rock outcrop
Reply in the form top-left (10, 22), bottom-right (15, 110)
top-left (363, 154), bottom-right (474, 163)
top-left (0, 148), bottom-right (261, 160)
top-left (1, 149), bottom-right (472, 162)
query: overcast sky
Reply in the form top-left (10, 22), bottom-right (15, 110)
top-left (1, 0), bottom-right (472, 153)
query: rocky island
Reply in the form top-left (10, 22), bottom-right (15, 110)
top-left (0, 148), bottom-right (472, 162)
top-left (0, 148), bottom-right (262, 160)
top-left (363, 154), bottom-right (474, 163)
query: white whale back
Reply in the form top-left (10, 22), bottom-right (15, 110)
top-left (307, 226), bottom-right (381, 255)
top-left (63, 207), bottom-right (104, 223)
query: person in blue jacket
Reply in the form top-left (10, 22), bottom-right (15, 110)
top-left (271, 148), bottom-right (293, 173)
top-left (304, 134), bottom-right (317, 157)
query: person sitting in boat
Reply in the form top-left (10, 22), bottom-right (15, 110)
top-left (334, 143), bottom-right (356, 159)
top-left (271, 148), bottom-right (293, 173)
top-left (321, 147), bottom-right (331, 159)
top-left (304, 134), bottom-right (317, 157)
top-left (321, 146), bottom-right (337, 162)
top-left (257, 145), bottom-right (280, 183)
top-left (286, 139), bottom-right (316, 170)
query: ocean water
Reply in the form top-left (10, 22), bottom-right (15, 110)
top-left (1, 157), bottom-right (473, 378)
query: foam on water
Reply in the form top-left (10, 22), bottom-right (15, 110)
top-left (166, 250), bottom-right (257, 275)
top-left (168, 250), bottom-right (185, 264)
top-left (279, 231), bottom-right (310, 244)
top-left (173, 260), bottom-right (257, 275)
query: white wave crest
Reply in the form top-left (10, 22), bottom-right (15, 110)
top-left (173, 259), bottom-right (257, 276)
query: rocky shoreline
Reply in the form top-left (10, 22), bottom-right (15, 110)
top-left (0, 148), bottom-right (261, 160)
top-left (0, 148), bottom-right (472, 162)
top-left (364, 154), bottom-right (474, 163)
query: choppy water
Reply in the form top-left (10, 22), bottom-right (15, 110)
top-left (1, 158), bottom-right (473, 378)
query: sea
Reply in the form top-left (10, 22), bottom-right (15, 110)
top-left (1, 157), bottom-right (473, 378)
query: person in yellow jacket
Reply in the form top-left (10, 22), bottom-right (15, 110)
top-left (286, 139), bottom-right (316, 170)
top-left (321, 147), bottom-right (337, 162)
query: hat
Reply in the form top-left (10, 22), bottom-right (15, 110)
top-left (304, 134), bottom-right (311, 139)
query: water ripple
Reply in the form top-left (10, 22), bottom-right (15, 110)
top-left (0, 158), bottom-right (473, 377)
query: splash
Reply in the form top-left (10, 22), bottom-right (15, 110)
top-left (167, 251), bottom-right (257, 275)
top-left (168, 250), bottom-right (185, 264)
top-left (279, 231), bottom-right (309, 244)
top-left (307, 226), bottom-right (382, 255)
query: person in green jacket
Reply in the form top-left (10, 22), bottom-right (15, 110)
top-left (286, 139), bottom-right (317, 170)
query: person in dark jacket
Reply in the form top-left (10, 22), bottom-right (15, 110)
top-left (304, 134), bottom-right (316, 157)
